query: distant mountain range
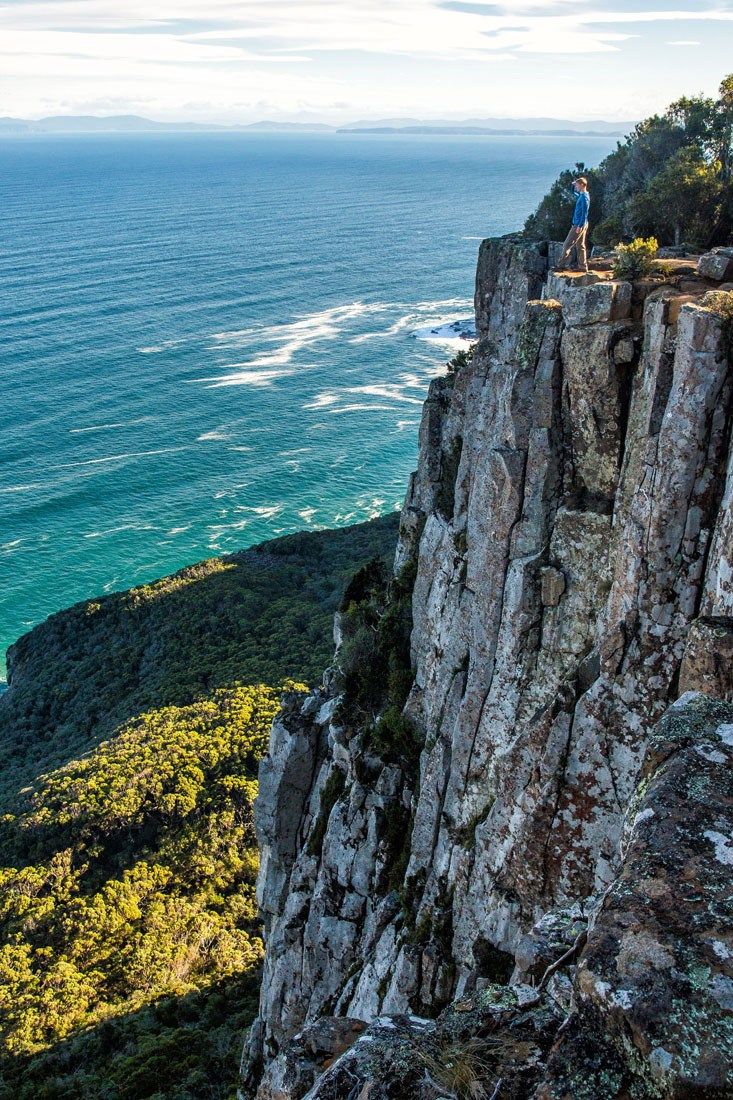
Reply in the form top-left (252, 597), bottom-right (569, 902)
top-left (0, 114), bottom-right (633, 137)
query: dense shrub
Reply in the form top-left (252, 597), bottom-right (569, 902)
top-left (612, 237), bottom-right (659, 280)
top-left (337, 558), bottom-right (420, 771)
top-left (446, 344), bottom-right (475, 378)
top-left (0, 683), bottom-right (282, 1093)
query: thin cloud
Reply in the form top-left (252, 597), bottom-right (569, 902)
top-left (1, 0), bottom-right (731, 119)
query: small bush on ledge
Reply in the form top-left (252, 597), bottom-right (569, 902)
top-left (613, 236), bottom-right (660, 280)
top-left (446, 344), bottom-right (475, 378)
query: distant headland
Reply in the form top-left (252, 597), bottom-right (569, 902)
top-left (0, 113), bottom-right (634, 137)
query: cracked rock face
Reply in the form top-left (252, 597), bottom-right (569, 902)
top-left (538, 693), bottom-right (733, 1099)
top-left (243, 238), bottom-right (733, 1096)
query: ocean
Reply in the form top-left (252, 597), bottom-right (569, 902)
top-left (0, 131), bottom-right (616, 675)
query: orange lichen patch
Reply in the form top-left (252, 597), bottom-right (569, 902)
top-left (667, 295), bottom-right (699, 327)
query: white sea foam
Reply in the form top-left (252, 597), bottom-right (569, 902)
top-left (298, 507), bottom-right (317, 523)
top-left (49, 446), bottom-right (187, 470)
top-left (247, 504), bottom-right (284, 519)
top-left (355, 495), bottom-right (389, 519)
top-left (221, 503), bottom-right (284, 521)
top-left (0, 482), bottom-right (46, 495)
top-left (69, 417), bottom-right (153, 435)
top-left (200, 298), bottom-right (474, 389)
top-left (414, 297), bottom-right (469, 310)
top-left (303, 393), bottom-right (339, 410)
top-left (167, 526), bottom-right (191, 536)
top-left (199, 368), bottom-right (297, 389)
top-left (197, 429), bottom-right (231, 442)
top-left (203, 301), bottom-right (390, 387)
top-left (84, 523), bottom-right (157, 540)
top-left (348, 313), bottom-right (417, 345)
top-left (137, 339), bottom-right (181, 354)
top-left (208, 519), bottom-right (251, 535)
top-left (210, 301), bottom-right (387, 351)
top-left (346, 383), bottom-right (424, 405)
top-left (329, 403), bottom-right (399, 414)
top-left (347, 298), bottom-right (473, 346)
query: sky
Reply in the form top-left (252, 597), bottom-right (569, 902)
top-left (1, 0), bottom-right (732, 124)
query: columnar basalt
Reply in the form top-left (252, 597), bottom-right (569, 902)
top-left (243, 237), bottom-right (733, 1099)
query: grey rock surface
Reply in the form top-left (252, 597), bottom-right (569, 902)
top-left (243, 236), bottom-right (733, 1097)
top-left (537, 693), bottom-right (733, 1098)
top-left (698, 250), bottom-right (733, 282)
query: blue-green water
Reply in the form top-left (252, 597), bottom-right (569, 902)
top-left (0, 132), bottom-right (615, 673)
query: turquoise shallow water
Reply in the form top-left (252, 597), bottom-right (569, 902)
top-left (0, 132), bottom-right (615, 674)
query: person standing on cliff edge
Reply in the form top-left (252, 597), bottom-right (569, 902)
top-left (555, 177), bottom-right (590, 273)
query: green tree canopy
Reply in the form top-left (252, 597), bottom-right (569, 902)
top-left (525, 73), bottom-right (733, 248)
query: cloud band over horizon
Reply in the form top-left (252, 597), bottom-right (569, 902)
top-left (1, 0), bottom-right (731, 123)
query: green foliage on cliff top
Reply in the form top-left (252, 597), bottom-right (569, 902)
top-left (0, 514), bottom-right (399, 1098)
top-left (524, 74), bottom-right (733, 248)
top-left (612, 237), bottom-right (659, 280)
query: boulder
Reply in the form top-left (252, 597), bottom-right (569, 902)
top-left (256, 1018), bottom-right (368, 1100)
top-left (544, 274), bottom-right (632, 327)
top-left (698, 249), bottom-right (733, 282)
top-left (513, 905), bottom-right (588, 986)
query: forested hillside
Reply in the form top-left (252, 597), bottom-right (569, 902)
top-left (0, 514), bottom-right (399, 1099)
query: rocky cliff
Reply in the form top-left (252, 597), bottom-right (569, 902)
top-left (243, 238), bottom-right (733, 1099)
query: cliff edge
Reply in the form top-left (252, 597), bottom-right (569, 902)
top-left (243, 238), bottom-right (733, 1099)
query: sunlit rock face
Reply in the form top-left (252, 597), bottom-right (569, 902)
top-left (242, 238), bottom-right (733, 1099)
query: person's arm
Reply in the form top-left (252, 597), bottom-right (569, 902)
top-left (571, 194), bottom-right (582, 226)
top-left (572, 193), bottom-right (588, 226)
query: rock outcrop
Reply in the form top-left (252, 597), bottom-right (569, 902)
top-left (242, 236), bottom-right (733, 1098)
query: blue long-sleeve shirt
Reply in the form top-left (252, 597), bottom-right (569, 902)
top-left (572, 190), bottom-right (590, 227)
